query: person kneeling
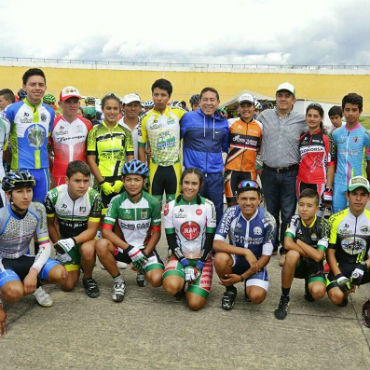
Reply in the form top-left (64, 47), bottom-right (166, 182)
top-left (162, 168), bottom-right (216, 310)
top-left (274, 189), bottom-right (328, 320)
top-left (213, 180), bottom-right (276, 310)
top-left (0, 171), bottom-right (67, 336)
top-left (96, 160), bottom-right (163, 302)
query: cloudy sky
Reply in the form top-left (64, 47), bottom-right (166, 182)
top-left (0, 0), bottom-right (368, 66)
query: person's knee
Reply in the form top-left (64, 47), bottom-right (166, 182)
top-left (81, 242), bottom-right (96, 261)
top-left (214, 252), bottom-right (231, 269)
top-left (310, 284), bottom-right (326, 300)
top-left (163, 277), bottom-right (182, 295)
top-left (2, 283), bottom-right (23, 302)
top-left (50, 265), bottom-right (67, 284)
top-left (328, 289), bottom-right (344, 305)
top-left (95, 239), bottom-right (109, 256)
top-left (147, 271), bottom-right (163, 288)
top-left (285, 251), bottom-right (300, 265)
top-left (248, 289), bottom-right (266, 304)
top-left (187, 295), bottom-right (206, 311)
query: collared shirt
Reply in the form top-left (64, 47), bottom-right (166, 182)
top-left (258, 108), bottom-right (306, 168)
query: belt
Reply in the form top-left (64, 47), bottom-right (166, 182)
top-left (263, 164), bottom-right (298, 173)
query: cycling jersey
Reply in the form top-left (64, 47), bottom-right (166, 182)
top-left (164, 194), bottom-right (217, 259)
top-left (331, 123), bottom-right (370, 186)
top-left (102, 191), bottom-right (161, 248)
top-left (5, 98), bottom-right (54, 169)
top-left (50, 115), bottom-right (92, 180)
top-left (44, 184), bottom-right (102, 238)
top-left (225, 118), bottom-right (262, 174)
top-left (297, 129), bottom-right (334, 184)
top-left (215, 206), bottom-right (276, 258)
top-left (328, 208), bottom-right (370, 264)
top-left (0, 203), bottom-right (51, 273)
top-left (138, 106), bottom-right (185, 166)
top-left (87, 121), bottom-right (134, 179)
top-left (0, 114), bottom-right (10, 207)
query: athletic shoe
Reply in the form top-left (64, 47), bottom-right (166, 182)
top-left (33, 287), bottom-right (53, 307)
top-left (82, 277), bottom-right (100, 298)
top-left (274, 296), bottom-right (290, 320)
top-left (362, 299), bottom-right (370, 328)
top-left (136, 272), bottom-right (146, 287)
top-left (112, 280), bottom-right (126, 302)
top-left (221, 286), bottom-right (237, 310)
top-left (338, 296), bottom-right (348, 307)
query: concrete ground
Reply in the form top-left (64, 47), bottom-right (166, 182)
top-left (1, 233), bottom-right (370, 370)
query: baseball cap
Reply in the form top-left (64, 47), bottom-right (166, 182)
top-left (123, 93), bottom-right (141, 105)
top-left (348, 176), bottom-right (370, 193)
top-left (59, 86), bottom-right (81, 102)
top-left (238, 93), bottom-right (255, 105)
top-left (276, 82), bottom-right (295, 96)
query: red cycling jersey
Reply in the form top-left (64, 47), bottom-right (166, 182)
top-left (50, 115), bottom-right (92, 180)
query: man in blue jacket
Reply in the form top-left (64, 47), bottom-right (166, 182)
top-left (181, 87), bottom-right (229, 225)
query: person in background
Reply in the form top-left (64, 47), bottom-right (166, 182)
top-left (328, 105), bottom-right (343, 133)
top-left (0, 89), bottom-right (15, 111)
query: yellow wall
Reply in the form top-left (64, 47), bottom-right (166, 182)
top-left (2, 65), bottom-right (369, 113)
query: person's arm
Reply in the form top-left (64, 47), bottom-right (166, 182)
top-left (284, 235), bottom-right (307, 256)
top-left (296, 239), bottom-right (324, 262)
top-left (47, 214), bottom-right (60, 244)
top-left (366, 160), bottom-right (370, 181)
top-left (74, 220), bottom-right (99, 245)
top-left (143, 230), bottom-right (160, 256)
top-left (213, 239), bottom-right (257, 265)
top-left (326, 165), bottom-right (335, 189)
top-left (138, 146), bottom-right (146, 163)
top-left (143, 197), bottom-right (161, 256)
top-left (327, 247), bottom-right (341, 276)
top-left (0, 300), bottom-right (6, 337)
top-left (138, 116), bottom-right (148, 163)
top-left (87, 154), bottom-right (104, 184)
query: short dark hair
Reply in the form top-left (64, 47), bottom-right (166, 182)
top-left (0, 89), bottom-right (15, 103)
top-left (328, 105), bottom-right (342, 117)
top-left (101, 93), bottom-right (121, 109)
top-left (200, 87), bottom-right (219, 101)
top-left (180, 167), bottom-right (204, 188)
top-left (342, 93), bottom-right (363, 111)
top-left (299, 188), bottom-right (319, 205)
top-left (22, 68), bottom-right (46, 85)
top-left (151, 79), bottom-right (172, 96)
top-left (66, 160), bottom-right (91, 178)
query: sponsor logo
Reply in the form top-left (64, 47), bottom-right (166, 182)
top-left (40, 113), bottom-right (47, 122)
top-left (196, 208), bottom-right (202, 216)
top-left (181, 221), bottom-right (200, 240)
top-left (341, 237), bottom-right (366, 255)
top-left (360, 225), bottom-right (370, 233)
top-left (174, 207), bottom-right (186, 218)
top-left (80, 207), bottom-right (86, 213)
top-left (253, 226), bottom-right (262, 235)
top-left (164, 204), bottom-right (169, 216)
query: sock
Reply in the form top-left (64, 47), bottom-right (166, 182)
top-left (113, 274), bottom-right (123, 283)
top-left (282, 287), bottom-right (290, 298)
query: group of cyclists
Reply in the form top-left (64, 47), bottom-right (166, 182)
top-left (0, 67), bottom-right (369, 337)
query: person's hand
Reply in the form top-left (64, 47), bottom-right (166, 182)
top-left (220, 273), bottom-right (242, 287)
top-left (112, 180), bottom-right (124, 194)
top-left (132, 260), bottom-right (145, 273)
top-left (144, 148), bottom-right (152, 159)
top-left (54, 238), bottom-right (76, 255)
top-left (55, 252), bottom-right (72, 264)
top-left (351, 262), bottom-right (367, 285)
top-left (23, 268), bottom-right (38, 295)
top-left (335, 273), bottom-right (352, 292)
top-left (127, 245), bottom-right (147, 265)
top-left (322, 188), bottom-right (333, 206)
top-left (184, 266), bottom-right (199, 283)
top-left (100, 181), bottom-right (114, 195)
top-left (195, 260), bottom-right (205, 274)
top-left (0, 302), bottom-right (6, 337)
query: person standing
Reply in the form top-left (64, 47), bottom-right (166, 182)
top-left (258, 82), bottom-right (306, 264)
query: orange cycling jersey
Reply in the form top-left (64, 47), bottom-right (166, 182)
top-left (225, 118), bottom-right (263, 173)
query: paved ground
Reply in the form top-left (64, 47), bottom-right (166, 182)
top-left (1, 232), bottom-right (370, 370)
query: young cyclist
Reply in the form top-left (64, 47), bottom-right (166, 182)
top-left (274, 189), bottom-right (329, 320)
top-left (138, 79), bottom-right (185, 204)
top-left (0, 89), bottom-right (16, 111)
top-left (326, 176), bottom-right (370, 307)
top-left (213, 180), bottom-right (276, 310)
top-left (96, 160), bottom-right (163, 302)
top-left (328, 105), bottom-right (343, 133)
top-left (45, 161), bottom-right (102, 298)
top-left (87, 93), bottom-right (134, 210)
top-left (0, 171), bottom-right (67, 336)
top-left (331, 93), bottom-right (370, 213)
top-left (224, 93), bottom-right (263, 207)
top-left (296, 103), bottom-right (335, 215)
top-left (5, 68), bottom-right (54, 203)
top-left (162, 168), bottom-right (216, 310)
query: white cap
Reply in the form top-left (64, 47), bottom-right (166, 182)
top-left (59, 86), bottom-right (81, 101)
top-left (348, 176), bottom-right (370, 193)
top-left (276, 82), bottom-right (295, 96)
top-left (122, 93), bottom-right (141, 105)
top-left (238, 93), bottom-right (255, 104)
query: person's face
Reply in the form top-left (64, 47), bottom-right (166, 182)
top-left (276, 90), bottom-right (295, 113)
top-left (8, 187), bottom-right (33, 212)
top-left (237, 190), bottom-right (261, 218)
top-left (297, 197), bottom-right (318, 223)
top-left (306, 108), bottom-right (322, 131)
top-left (329, 114), bottom-right (342, 128)
top-left (152, 88), bottom-right (170, 111)
top-left (199, 91), bottom-right (220, 116)
top-left (0, 95), bottom-right (11, 111)
top-left (238, 102), bottom-right (254, 122)
top-left (23, 75), bottom-right (46, 104)
top-left (191, 103), bottom-right (199, 111)
top-left (66, 172), bottom-right (90, 199)
top-left (102, 98), bottom-right (121, 124)
top-left (343, 103), bottom-right (361, 125)
top-left (124, 174), bottom-right (144, 196)
top-left (60, 97), bottom-right (80, 118)
top-left (182, 173), bottom-right (201, 201)
top-left (123, 101), bottom-right (141, 119)
top-left (347, 188), bottom-right (369, 214)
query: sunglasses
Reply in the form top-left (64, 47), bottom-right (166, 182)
top-left (238, 180), bottom-right (260, 190)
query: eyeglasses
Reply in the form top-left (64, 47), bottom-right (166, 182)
top-left (238, 180), bottom-right (260, 190)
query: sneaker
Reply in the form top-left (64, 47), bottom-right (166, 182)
top-left (33, 287), bottom-right (53, 307)
top-left (274, 296), bottom-right (290, 320)
top-left (221, 286), bottom-right (237, 311)
top-left (338, 296), bottom-right (348, 307)
top-left (112, 280), bottom-right (126, 302)
top-left (82, 277), bottom-right (100, 298)
top-left (362, 299), bottom-right (370, 328)
top-left (279, 254), bottom-right (286, 267)
top-left (136, 271), bottom-right (146, 287)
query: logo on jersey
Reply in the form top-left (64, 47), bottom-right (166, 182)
top-left (141, 209), bottom-right (148, 219)
top-left (27, 125), bottom-right (46, 148)
top-left (360, 225), bottom-right (370, 233)
top-left (80, 207), bottom-right (86, 213)
top-left (353, 136), bottom-right (359, 143)
top-left (164, 204), bottom-right (169, 216)
top-left (196, 208), bottom-right (202, 216)
top-left (181, 222), bottom-right (200, 240)
top-left (341, 237), bottom-right (366, 255)
top-left (174, 207), bottom-right (186, 218)
top-left (253, 226), bottom-right (262, 235)
top-left (40, 113), bottom-right (47, 122)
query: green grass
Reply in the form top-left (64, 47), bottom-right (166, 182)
top-left (360, 116), bottom-right (370, 130)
